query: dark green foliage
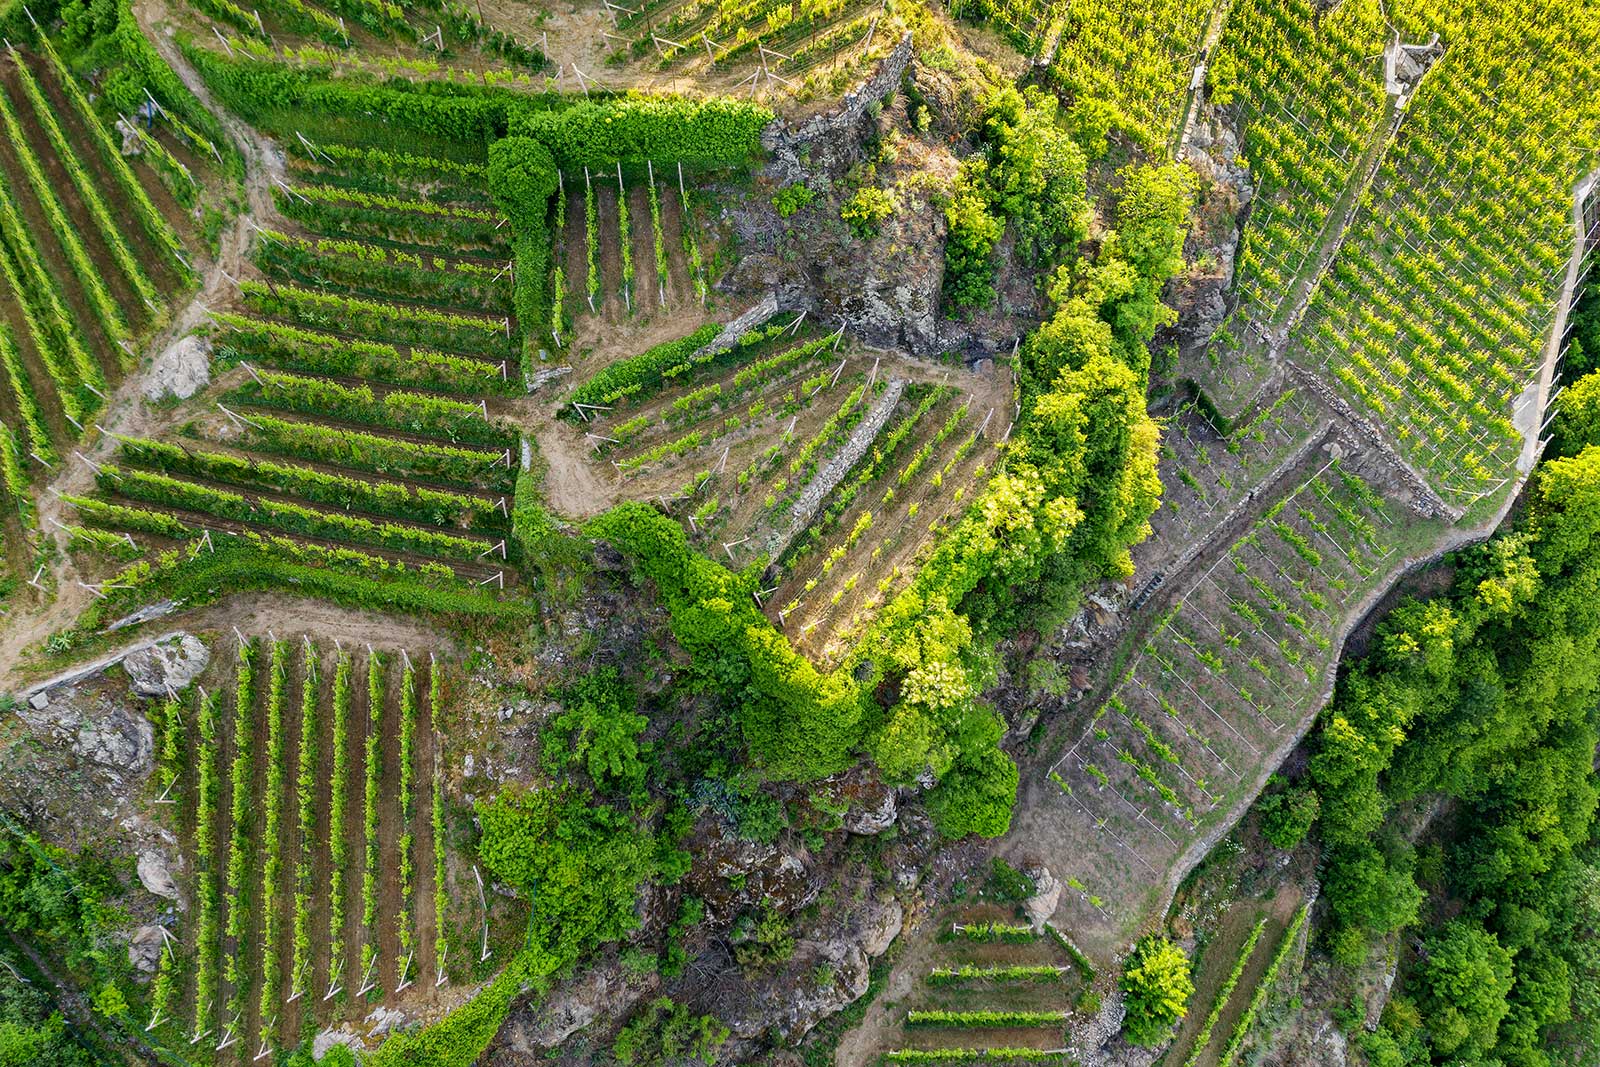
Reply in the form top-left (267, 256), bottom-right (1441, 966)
top-left (1566, 286), bottom-right (1600, 378)
top-left (476, 785), bottom-right (659, 962)
top-left (1119, 936), bottom-right (1195, 1046)
top-left (613, 997), bottom-right (729, 1067)
top-left (772, 182), bottom-right (815, 217)
top-left (941, 85), bottom-right (1090, 315)
top-left (980, 87), bottom-right (1090, 268)
top-left (1304, 446), bottom-right (1600, 1060)
top-left (542, 667), bottom-right (648, 794)
top-left (587, 503), bottom-right (864, 780)
top-left (985, 858), bottom-right (1036, 903)
top-left (1256, 775), bottom-right (1320, 850)
top-left (487, 136), bottom-right (558, 229)
top-left (1554, 369), bottom-right (1600, 456)
top-left (182, 41), bottom-right (538, 151)
top-left (942, 172), bottom-right (1004, 313)
top-left (511, 97), bottom-right (771, 169)
top-left (63, 533), bottom-right (530, 640)
top-left (1417, 922), bottom-right (1515, 1059)
top-left (925, 735), bottom-right (1021, 839)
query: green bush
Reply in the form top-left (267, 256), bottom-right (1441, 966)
top-left (773, 182), bottom-right (816, 217)
top-left (840, 186), bottom-right (895, 238)
top-left (613, 997), bottom-right (729, 1067)
top-left (1255, 776), bottom-right (1320, 850)
top-left (1119, 936), bottom-right (1194, 1046)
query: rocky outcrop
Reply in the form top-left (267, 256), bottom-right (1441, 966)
top-left (498, 964), bottom-right (637, 1050)
top-left (844, 784), bottom-right (897, 835)
top-left (143, 335), bottom-right (211, 402)
top-left (122, 633), bottom-right (210, 697)
top-left (698, 293), bottom-right (782, 355)
top-left (128, 925), bottom-right (165, 973)
top-left (72, 703), bottom-right (154, 771)
top-left (722, 896), bottom-right (903, 1040)
top-left (762, 33), bottom-right (914, 184)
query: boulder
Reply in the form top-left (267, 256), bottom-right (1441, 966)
top-left (857, 897), bottom-right (903, 957)
top-left (143, 335), bottom-right (211, 402)
top-left (128, 925), bottom-right (165, 973)
top-left (138, 850), bottom-right (180, 900)
top-left (28, 690), bottom-right (49, 710)
top-left (1022, 865), bottom-right (1062, 929)
top-left (364, 1006), bottom-right (406, 1038)
top-left (844, 786), bottom-right (897, 835)
top-left (724, 936), bottom-right (871, 1040)
top-left (123, 633), bottom-right (210, 697)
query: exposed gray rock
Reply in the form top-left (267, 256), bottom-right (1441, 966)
top-left (72, 704), bottom-right (153, 772)
top-left (143, 335), bottom-right (211, 402)
top-left (725, 936), bottom-right (870, 1040)
top-left (128, 925), bottom-right (165, 973)
top-left (858, 897), bottom-right (903, 957)
top-left (1022, 865), bottom-right (1062, 929)
top-left (122, 633), bottom-right (210, 697)
top-left (696, 293), bottom-right (781, 356)
top-left (314, 1028), bottom-right (366, 1058)
top-left (106, 600), bottom-right (179, 633)
top-left (762, 34), bottom-right (913, 185)
top-left (364, 1005), bottom-right (406, 1038)
top-left (28, 691), bottom-right (49, 711)
top-left (138, 850), bottom-right (180, 900)
top-left (501, 964), bottom-right (629, 1049)
top-left (844, 786), bottom-right (897, 835)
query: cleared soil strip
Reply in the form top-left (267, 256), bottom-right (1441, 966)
top-left (657, 177), bottom-right (694, 305)
top-left (416, 660), bottom-right (438, 988)
top-left (376, 653), bottom-right (405, 995)
top-left (596, 181), bottom-right (624, 324)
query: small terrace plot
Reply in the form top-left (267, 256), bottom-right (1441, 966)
top-left (560, 316), bottom-right (1009, 661)
top-left (1139, 389), bottom-right (1321, 555)
top-left (872, 904), bottom-right (1087, 1065)
top-left (554, 160), bottom-right (714, 345)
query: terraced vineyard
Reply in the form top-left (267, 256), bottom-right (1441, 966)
top-left (558, 315), bottom-right (1008, 660)
top-left (1046, 0), bottom-right (1215, 153)
top-left (1195, 0), bottom-right (1391, 409)
top-left (556, 159), bottom-right (714, 338)
top-left (611, 0), bottom-right (893, 99)
top-left (868, 906), bottom-right (1088, 1066)
top-left (0, 37), bottom-right (200, 594)
top-left (142, 635), bottom-right (490, 1057)
top-left (67, 134), bottom-right (521, 587)
top-left (1038, 441), bottom-right (1437, 938)
top-left (1288, 11), bottom-right (1600, 502)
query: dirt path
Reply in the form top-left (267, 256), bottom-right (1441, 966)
top-left (534, 416), bottom-right (621, 519)
top-left (832, 920), bottom-right (944, 1067)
